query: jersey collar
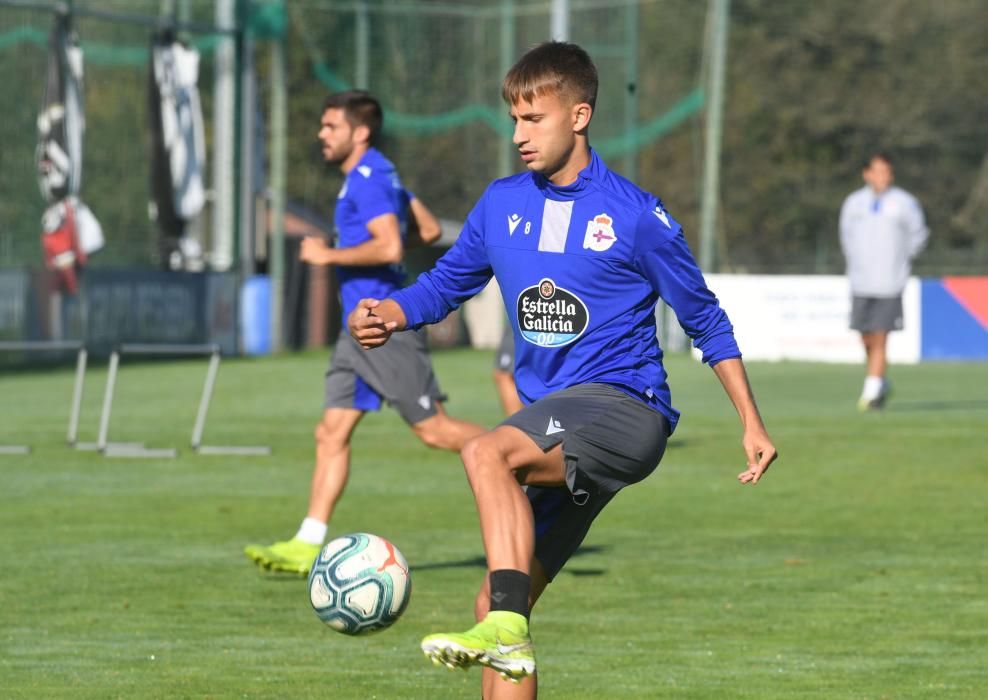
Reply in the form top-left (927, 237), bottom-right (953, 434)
top-left (533, 148), bottom-right (603, 201)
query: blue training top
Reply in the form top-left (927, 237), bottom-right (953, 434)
top-left (334, 147), bottom-right (410, 317)
top-left (391, 150), bottom-right (740, 433)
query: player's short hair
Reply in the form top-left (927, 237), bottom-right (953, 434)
top-left (865, 151), bottom-right (893, 169)
top-left (502, 41), bottom-right (598, 110)
top-left (324, 90), bottom-right (383, 145)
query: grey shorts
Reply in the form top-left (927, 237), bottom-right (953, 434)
top-left (324, 328), bottom-right (445, 425)
top-left (493, 327), bottom-right (514, 373)
top-left (501, 383), bottom-right (669, 581)
top-left (851, 295), bottom-right (903, 332)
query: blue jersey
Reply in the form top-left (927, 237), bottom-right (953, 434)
top-left (334, 147), bottom-right (410, 317)
top-left (391, 150), bottom-right (740, 432)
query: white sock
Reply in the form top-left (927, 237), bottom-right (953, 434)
top-left (861, 376), bottom-right (884, 400)
top-left (295, 518), bottom-right (327, 546)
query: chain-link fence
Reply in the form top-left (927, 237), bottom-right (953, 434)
top-left (0, 0), bottom-right (229, 269)
top-left (1, 0), bottom-right (986, 276)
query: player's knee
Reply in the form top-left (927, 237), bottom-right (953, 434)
top-left (460, 433), bottom-right (504, 477)
top-left (314, 419), bottom-right (348, 450)
top-left (411, 417), bottom-right (446, 449)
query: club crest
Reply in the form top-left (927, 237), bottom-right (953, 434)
top-left (583, 213), bottom-right (617, 252)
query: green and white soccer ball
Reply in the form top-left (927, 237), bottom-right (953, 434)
top-left (307, 533), bottom-right (411, 635)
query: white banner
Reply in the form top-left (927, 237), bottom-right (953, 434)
top-left (700, 274), bottom-right (920, 364)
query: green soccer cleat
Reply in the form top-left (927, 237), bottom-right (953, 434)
top-left (421, 610), bottom-right (536, 682)
top-left (244, 538), bottom-right (321, 575)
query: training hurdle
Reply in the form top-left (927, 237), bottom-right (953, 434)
top-left (0, 340), bottom-right (87, 455)
top-left (94, 343), bottom-right (271, 458)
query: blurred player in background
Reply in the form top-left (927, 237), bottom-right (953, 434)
top-left (245, 90), bottom-right (485, 575)
top-left (839, 152), bottom-right (928, 410)
top-left (349, 42), bottom-right (777, 699)
top-left (493, 327), bottom-right (523, 415)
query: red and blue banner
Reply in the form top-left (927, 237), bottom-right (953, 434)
top-left (921, 277), bottom-right (988, 360)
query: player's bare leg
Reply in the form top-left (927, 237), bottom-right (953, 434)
top-left (493, 369), bottom-right (524, 416)
top-left (461, 426), bottom-right (566, 573)
top-left (245, 407), bottom-right (364, 573)
top-left (411, 402), bottom-right (486, 451)
top-left (859, 331), bottom-right (890, 409)
top-left (862, 331), bottom-right (889, 379)
top-left (476, 560), bottom-right (550, 700)
top-left (421, 427), bottom-right (564, 682)
top-left (307, 407), bottom-right (365, 521)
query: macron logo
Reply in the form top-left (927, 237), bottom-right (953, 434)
top-left (508, 213), bottom-right (522, 236)
top-left (545, 417), bottom-right (565, 436)
top-left (652, 205), bottom-right (671, 229)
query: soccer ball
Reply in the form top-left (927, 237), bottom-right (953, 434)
top-left (307, 533), bottom-right (411, 635)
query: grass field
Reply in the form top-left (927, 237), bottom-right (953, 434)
top-left (1, 348), bottom-right (986, 699)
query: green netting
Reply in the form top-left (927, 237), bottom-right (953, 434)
top-left (0, 2), bottom-right (225, 268)
top-left (0, 25), bottom-right (221, 64)
top-left (0, 9), bottom-right (702, 145)
top-left (0, 0), bottom-right (707, 270)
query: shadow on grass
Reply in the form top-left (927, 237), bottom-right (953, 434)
top-left (886, 399), bottom-right (988, 412)
top-left (252, 545), bottom-right (609, 583)
top-left (411, 544), bottom-right (608, 578)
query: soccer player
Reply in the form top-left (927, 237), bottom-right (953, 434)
top-left (492, 327), bottom-right (523, 416)
top-left (349, 43), bottom-right (777, 699)
top-left (839, 152), bottom-right (928, 410)
top-left (245, 90), bottom-right (485, 575)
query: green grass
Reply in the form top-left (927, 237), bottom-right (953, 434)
top-left (1, 349), bottom-right (986, 699)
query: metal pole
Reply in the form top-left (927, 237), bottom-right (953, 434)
top-left (67, 347), bottom-right (87, 445)
top-left (119, 343), bottom-right (219, 355)
top-left (623, 0), bottom-right (639, 182)
top-left (191, 351), bottom-right (220, 449)
top-left (238, 0), bottom-right (257, 281)
top-left (355, 0), bottom-right (369, 88)
top-left (96, 350), bottom-right (119, 452)
top-left (699, 0), bottom-right (730, 273)
top-left (550, 0), bottom-right (568, 41)
top-left (269, 34), bottom-right (287, 352)
top-left (498, 0), bottom-right (515, 179)
top-left (212, 0), bottom-right (236, 271)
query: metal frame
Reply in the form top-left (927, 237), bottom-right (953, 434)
top-left (0, 340), bottom-right (86, 455)
top-left (94, 343), bottom-right (270, 458)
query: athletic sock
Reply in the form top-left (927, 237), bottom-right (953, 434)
top-left (489, 569), bottom-right (530, 619)
top-left (294, 517), bottom-right (327, 546)
top-left (862, 375), bottom-right (884, 400)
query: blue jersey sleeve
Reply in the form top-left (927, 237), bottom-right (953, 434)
top-left (351, 175), bottom-right (399, 223)
top-left (390, 191), bottom-right (493, 327)
top-left (632, 210), bottom-right (740, 365)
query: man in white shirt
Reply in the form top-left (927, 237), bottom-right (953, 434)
top-left (839, 152), bottom-right (929, 410)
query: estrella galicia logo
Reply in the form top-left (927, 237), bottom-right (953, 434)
top-left (516, 278), bottom-right (589, 347)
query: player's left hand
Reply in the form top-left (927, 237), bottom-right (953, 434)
top-left (737, 425), bottom-right (777, 485)
top-left (300, 237), bottom-right (335, 265)
top-left (348, 298), bottom-right (398, 349)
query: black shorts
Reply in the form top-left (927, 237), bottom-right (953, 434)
top-left (324, 329), bottom-right (445, 425)
top-left (501, 383), bottom-right (669, 580)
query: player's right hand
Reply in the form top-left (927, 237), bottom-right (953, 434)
top-left (348, 298), bottom-right (398, 349)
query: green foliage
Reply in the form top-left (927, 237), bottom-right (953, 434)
top-left (1, 348), bottom-right (986, 698)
